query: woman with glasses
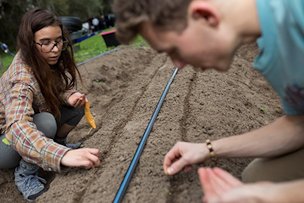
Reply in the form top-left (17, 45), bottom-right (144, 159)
top-left (0, 8), bottom-right (100, 200)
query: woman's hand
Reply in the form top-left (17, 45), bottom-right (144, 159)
top-left (163, 141), bottom-right (209, 175)
top-left (61, 148), bottom-right (101, 169)
top-left (68, 92), bottom-right (86, 108)
top-left (199, 167), bottom-right (272, 203)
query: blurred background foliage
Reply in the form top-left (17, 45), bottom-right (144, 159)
top-left (0, 0), bottom-right (112, 49)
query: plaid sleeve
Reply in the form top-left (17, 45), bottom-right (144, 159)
top-left (5, 76), bottom-right (70, 172)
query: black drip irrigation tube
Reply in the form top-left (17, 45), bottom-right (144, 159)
top-left (113, 67), bottom-right (179, 203)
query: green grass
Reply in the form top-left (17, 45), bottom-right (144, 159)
top-left (0, 32), bottom-right (147, 76)
top-left (132, 35), bottom-right (148, 48)
top-left (74, 32), bottom-right (110, 63)
top-left (0, 54), bottom-right (13, 75)
top-left (74, 32), bottom-right (147, 63)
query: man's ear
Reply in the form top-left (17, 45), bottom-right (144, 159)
top-left (188, 1), bottom-right (220, 27)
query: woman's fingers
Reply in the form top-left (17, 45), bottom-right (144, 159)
top-left (80, 160), bottom-right (94, 169)
top-left (85, 148), bottom-right (101, 167)
top-left (61, 148), bottom-right (101, 169)
top-left (69, 92), bottom-right (86, 107)
top-left (86, 147), bottom-right (100, 156)
top-left (74, 95), bottom-right (86, 108)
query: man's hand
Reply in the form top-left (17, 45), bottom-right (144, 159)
top-left (163, 142), bottom-right (209, 175)
top-left (198, 167), bottom-right (272, 203)
top-left (61, 148), bottom-right (101, 169)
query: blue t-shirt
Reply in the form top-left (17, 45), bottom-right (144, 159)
top-left (254, 0), bottom-right (304, 115)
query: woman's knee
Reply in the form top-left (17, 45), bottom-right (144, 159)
top-left (0, 134), bottom-right (21, 169)
top-left (73, 106), bottom-right (85, 124)
top-left (33, 112), bottom-right (57, 139)
top-left (60, 106), bottom-right (84, 126)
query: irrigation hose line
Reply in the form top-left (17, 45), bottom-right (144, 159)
top-left (113, 67), bottom-right (179, 203)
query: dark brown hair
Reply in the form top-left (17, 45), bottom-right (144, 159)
top-left (17, 8), bottom-right (81, 119)
top-left (112, 0), bottom-right (191, 44)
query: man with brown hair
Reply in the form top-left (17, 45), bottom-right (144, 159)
top-left (113, 0), bottom-right (304, 202)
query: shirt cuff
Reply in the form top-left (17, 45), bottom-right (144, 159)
top-left (41, 141), bottom-right (71, 172)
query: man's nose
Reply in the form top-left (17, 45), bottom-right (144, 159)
top-left (172, 58), bottom-right (186, 69)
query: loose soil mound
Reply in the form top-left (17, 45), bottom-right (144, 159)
top-left (0, 44), bottom-right (281, 203)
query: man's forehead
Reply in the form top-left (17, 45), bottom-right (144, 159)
top-left (139, 22), bottom-right (155, 36)
top-left (140, 22), bottom-right (159, 48)
top-left (140, 22), bottom-right (172, 52)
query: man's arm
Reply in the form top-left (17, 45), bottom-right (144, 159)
top-left (263, 179), bottom-right (304, 203)
top-left (199, 167), bottom-right (304, 203)
top-left (213, 115), bottom-right (304, 158)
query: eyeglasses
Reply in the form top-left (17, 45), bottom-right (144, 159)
top-left (35, 39), bottom-right (68, 53)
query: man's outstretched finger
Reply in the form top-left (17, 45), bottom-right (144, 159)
top-left (166, 156), bottom-right (189, 175)
top-left (163, 146), bottom-right (181, 174)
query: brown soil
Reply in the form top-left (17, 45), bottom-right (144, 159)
top-left (0, 43), bottom-right (281, 203)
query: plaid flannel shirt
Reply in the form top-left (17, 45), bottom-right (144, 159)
top-left (0, 52), bottom-right (76, 172)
